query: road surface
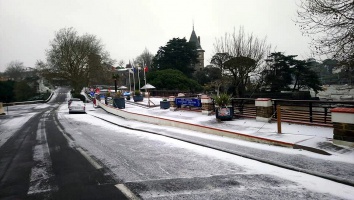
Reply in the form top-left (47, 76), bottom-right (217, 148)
top-left (0, 88), bottom-right (352, 199)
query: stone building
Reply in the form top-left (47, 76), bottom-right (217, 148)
top-left (189, 26), bottom-right (205, 71)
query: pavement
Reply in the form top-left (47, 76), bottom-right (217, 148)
top-left (94, 97), bottom-right (354, 157)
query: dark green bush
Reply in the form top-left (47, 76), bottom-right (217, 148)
top-left (72, 93), bottom-right (86, 102)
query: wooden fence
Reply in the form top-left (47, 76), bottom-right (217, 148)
top-left (229, 98), bottom-right (354, 127)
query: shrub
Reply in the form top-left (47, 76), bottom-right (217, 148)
top-left (213, 93), bottom-right (231, 107)
top-left (134, 90), bottom-right (141, 96)
top-left (72, 93), bottom-right (86, 102)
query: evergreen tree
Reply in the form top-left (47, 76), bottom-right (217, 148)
top-left (263, 52), bottom-right (323, 93)
top-left (194, 66), bottom-right (222, 86)
top-left (224, 56), bottom-right (256, 97)
top-left (152, 38), bottom-right (198, 77)
top-left (292, 59), bottom-right (322, 93)
top-left (263, 52), bottom-right (293, 92)
top-left (147, 69), bottom-right (202, 92)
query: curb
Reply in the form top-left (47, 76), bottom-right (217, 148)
top-left (88, 112), bottom-right (354, 187)
top-left (96, 100), bottom-right (331, 155)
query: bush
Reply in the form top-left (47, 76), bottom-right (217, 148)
top-left (114, 91), bottom-right (123, 98)
top-left (213, 93), bottom-right (231, 107)
top-left (72, 93), bottom-right (86, 102)
top-left (134, 90), bottom-right (141, 96)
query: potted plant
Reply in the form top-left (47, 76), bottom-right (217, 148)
top-left (125, 92), bottom-right (131, 100)
top-left (113, 91), bottom-right (125, 109)
top-left (105, 91), bottom-right (111, 105)
top-left (133, 90), bottom-right (143, 102)
top-left (160, 97), bottom-right (170, 109)
top-left (213, 93), bottom-right (234, 121)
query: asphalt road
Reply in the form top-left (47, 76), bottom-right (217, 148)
top-left (0, 88), bottom-right (127, 199)
top-left (0, 88), bottom-right (351, 199)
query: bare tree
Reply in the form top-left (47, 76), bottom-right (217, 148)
top-left (117, 59), bottom-right (125, 68)
top-left (296, 0), bottom-right (354, 63)
top-left (46, 27), bottom-right (115, 92)
top-left (135, 48), bottom-right (154, 68)
top-left (5, 61), bottom-right (25, 81)
top-left (213, 26), bottom-right (271, 97)
top-left (213, 26), bottom-right (271, 66)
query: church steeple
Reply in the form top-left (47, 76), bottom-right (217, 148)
top-left (189, 25), bottom-right (202, 50)
top-left (188, 25), bottom-right (205, 70)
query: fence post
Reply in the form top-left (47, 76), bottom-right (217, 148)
top-left (0, 102), bottom-right (4, 115)
top-left (277, 105), bottom-right (282, 134)
top-left (169, 96), bottom-right (176, 111)
top-left (255, 98), bottom-right (272, 122)
top-left (309, 102), bottom-right (313, 123)
top-left (331, 107), bottom-right (354, 147)
top-left (201, 95), bottom-right (213, 115)
top-left (273, 100), bottom-right (278, 119)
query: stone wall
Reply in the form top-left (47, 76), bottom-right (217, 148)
top-left (331, 107), bottom-right (354, 147)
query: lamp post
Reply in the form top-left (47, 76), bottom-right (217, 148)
top-left (113, 73), bottom-right (119, 93)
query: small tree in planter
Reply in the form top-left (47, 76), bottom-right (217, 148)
top-left (105, 91), bottom-right (111, 105)
top-left (160, 97), bottom-right (170, 109)
top-left (113, 91), bottom-right (125, 109)
top-left (213, 93), bottom-right (234, 121)
top-left (133, 90), bottom-right (143, 102)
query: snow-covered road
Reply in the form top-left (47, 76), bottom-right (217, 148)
top-left (57, 103), bottom-right (354, 199)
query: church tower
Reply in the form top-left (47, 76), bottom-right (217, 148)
top-left (189, 26), bottom-right (205, 71)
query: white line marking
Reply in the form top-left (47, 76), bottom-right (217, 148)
top-left (53, 115), bottom-right (76, 148)
top-left (76, 147), bottom-right (103, 169)
top-left (115, 184), bottom-right (140, 200)
top-left (54, 107), bottom-right (102, 170)
top-left (28, 113), bottom-right (58, 195)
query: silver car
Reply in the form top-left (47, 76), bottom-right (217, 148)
top-left (68, 98), bottom-right (81, 107)
top-left (69, 101), bottom-right (86, 114)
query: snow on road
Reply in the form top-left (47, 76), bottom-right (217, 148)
top-left (58, 103), bottom-right (354, 199)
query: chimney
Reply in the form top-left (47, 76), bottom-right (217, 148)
top-left (198, 36), bottom-right (200, 44)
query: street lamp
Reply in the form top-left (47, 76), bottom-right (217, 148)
top-left (113, 73), bottom-right (119, 93)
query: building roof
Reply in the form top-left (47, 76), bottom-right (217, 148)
top-left (189, 26), bottom-right (202, 50)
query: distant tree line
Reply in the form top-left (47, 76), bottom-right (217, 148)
top-left (2, 9), bottom-right (353, 102)
top-left (0, 61), bottom-right (51, 102)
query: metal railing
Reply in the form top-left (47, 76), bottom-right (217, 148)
top-left (230, 98), bottom-right (354, 126)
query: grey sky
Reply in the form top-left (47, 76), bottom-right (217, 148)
top-left (0, 0), bottom-right (310, 72)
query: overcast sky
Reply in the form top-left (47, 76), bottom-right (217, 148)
top-left (0, 0), bottom-right (311, 72)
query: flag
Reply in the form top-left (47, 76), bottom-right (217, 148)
top-left (131, 61), bottom-right (137, 73)
top-left (128, 60), bottom-right (134, 73)
top-left (144, 66), bottom-right (148, 72)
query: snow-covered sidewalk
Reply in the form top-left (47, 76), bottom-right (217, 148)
top-left (120, 97), bottom-right (353, 157)
top-left (87, 97), bottom-right (354, 187)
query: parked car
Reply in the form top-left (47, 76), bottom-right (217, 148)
top-left (69, 101), bottom-right (86, 114)
top-left (68, 98), bottom-right (81, 107)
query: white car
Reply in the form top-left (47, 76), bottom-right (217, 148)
top-left (69, 101), bottom-right (86, 114)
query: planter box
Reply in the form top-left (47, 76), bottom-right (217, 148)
top-left (133, 95), bottom-right (143, 102)
top-left (216, 106), bottom-right (234, 121)
top-left (113, 97), bottom-right (125, 109)
top-left (160, 101), bottom-right (170, 109)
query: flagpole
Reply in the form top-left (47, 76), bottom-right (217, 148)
top-left (133, 62), bottom-right (136, 92)
top-left (138, 65), bottom-right (141, 92)
top-left (143, 61), bottom-right (147, 95)
top-left (143, 61), bottom-right (147, 86)
top-left (129, 60), bottom-right (135, 92)
top-left (128, 69), bottom-right (131, 93)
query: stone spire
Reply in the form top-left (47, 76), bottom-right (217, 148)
top-left (189, 25), bottom-right (202, 50)
top-left (188, 25), bottom-right (205, 70)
